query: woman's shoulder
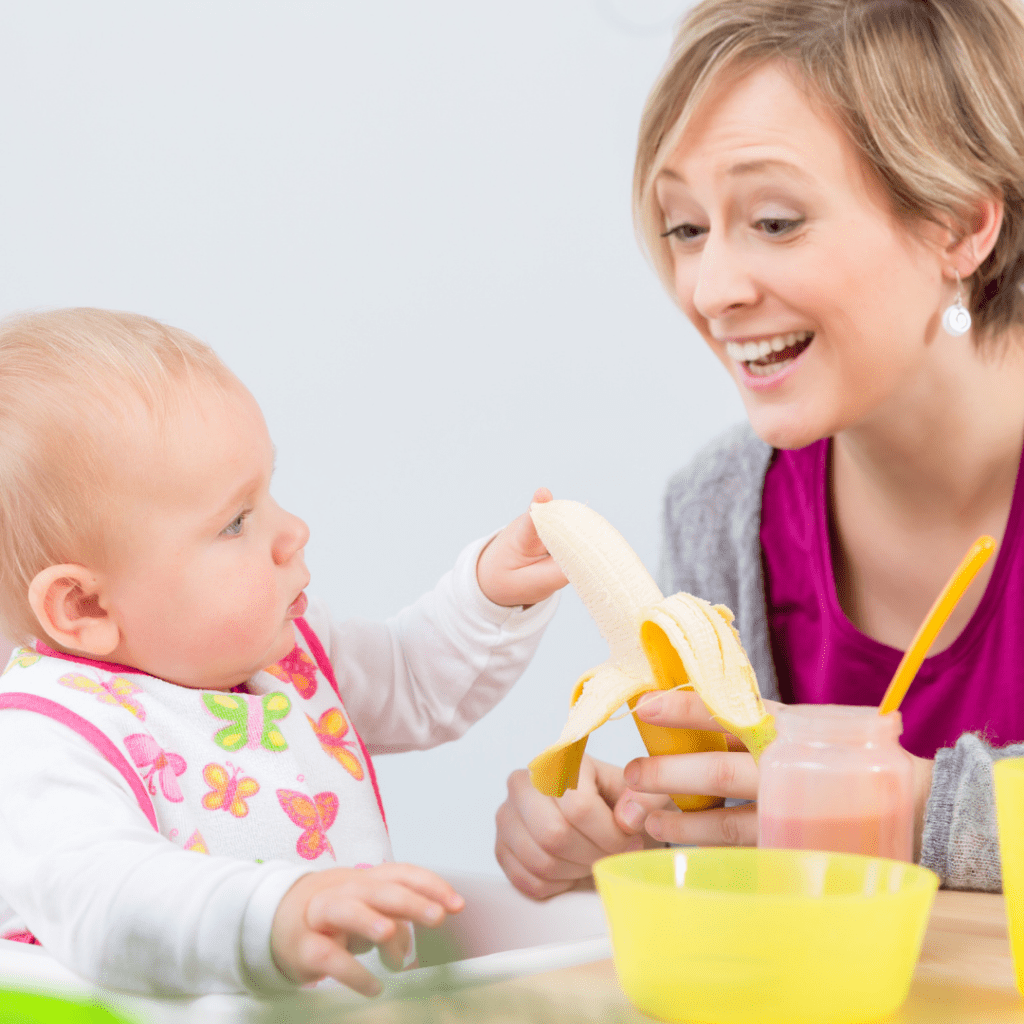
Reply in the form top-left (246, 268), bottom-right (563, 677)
top-left (663, 422), bottom-right (773, 521)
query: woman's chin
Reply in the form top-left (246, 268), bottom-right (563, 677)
top-left (743, 404), bottom-right (832, 451)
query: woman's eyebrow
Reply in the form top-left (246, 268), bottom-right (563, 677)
top-left (726, 158), bottom-right (810, 181)
top-left (658, 158), bottom-right (810, 184)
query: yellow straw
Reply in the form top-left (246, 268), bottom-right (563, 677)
top-left (878, 535), bottom-right (997, 716)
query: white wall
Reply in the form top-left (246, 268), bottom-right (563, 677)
top-left (0, 2), bottom-right (745, 874)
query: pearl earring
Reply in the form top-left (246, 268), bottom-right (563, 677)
top-left (942, 272), bottom-right (972, 336)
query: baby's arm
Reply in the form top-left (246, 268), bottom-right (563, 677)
top-left (322, 492), bottom-right (565, 754)
top-left (0, 710), bottom-right (310, 995)
top-left (270, 863), bottom-right (463, 994)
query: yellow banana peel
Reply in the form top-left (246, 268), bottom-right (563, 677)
top-left (528, 499), bottom-right (776, 811)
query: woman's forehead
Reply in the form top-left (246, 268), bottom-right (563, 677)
top-left (657, 63), bottom-right (863, 193)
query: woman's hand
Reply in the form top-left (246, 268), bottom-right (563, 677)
top-left (630, 691), bottom-right (936, 858)
top-left (270, 863), bottom-right (464, 995)
top-left (623, 690), bottom-right (785, 846)
top-left (476, 489), bottom-right (568, 608)
top-left (494, 754), bottom-right (670, 899)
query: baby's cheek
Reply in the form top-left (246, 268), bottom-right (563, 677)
top-left (232, 576), bottom-right (286, 643)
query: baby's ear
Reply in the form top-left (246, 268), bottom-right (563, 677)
top-left (28, 564), bottom-right (120, 657)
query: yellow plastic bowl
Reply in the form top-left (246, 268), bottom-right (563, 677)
top-left (593, 847), bottom-right (937, 1024)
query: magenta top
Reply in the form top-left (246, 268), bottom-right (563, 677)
top-left (760, 439), bottom-right (1024, 759)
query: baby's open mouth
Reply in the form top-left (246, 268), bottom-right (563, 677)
top-left (725, 330), bottom-right (814, 377)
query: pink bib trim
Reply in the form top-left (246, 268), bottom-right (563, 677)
top-left (294, 618), bottom-right (387, 828)
top-left (0, 692), bottom-right (159, 831)
top-left (33, 642), bottom-right (145, 677)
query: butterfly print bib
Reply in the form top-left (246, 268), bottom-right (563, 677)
top-left (0, 619), bottom-right (391, 871)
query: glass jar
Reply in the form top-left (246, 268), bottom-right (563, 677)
top-left (757, 705), bottom-right (914, 862)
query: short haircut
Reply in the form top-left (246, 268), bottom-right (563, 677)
top-left (0, 308), bottom-right (237, 644)
top-left (634, 0), bottom-right (1024, 345)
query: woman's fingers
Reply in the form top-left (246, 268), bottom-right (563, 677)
top-left (634, 690), bottom-right (782, 754)
top-left (557, 756), bottom-right (659, 849)
top-left (498, 771), bottom-right (611, 871)
top-left (494, 760), bottom-right (647, 899)
top-left (623, 748), bottom-right (759, 803)
top-left (633, 688), bottom-right (719, 729)
top-left (622, 698), bottom-right (767, 850)
top-left (644, 801), bottom-right (758, 847)
top-left (494, 837), bottom-right (578, 900)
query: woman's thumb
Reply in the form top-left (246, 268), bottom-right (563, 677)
top-left (614, 789), bottom-right (672, 835)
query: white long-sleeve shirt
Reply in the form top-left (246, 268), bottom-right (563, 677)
top-left (0, 536), bottom-right (557, 995)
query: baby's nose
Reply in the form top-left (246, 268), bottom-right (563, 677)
top-left (274, 510), bottom-right (310, 563)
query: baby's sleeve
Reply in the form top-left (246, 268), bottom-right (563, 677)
top-left (0, 709), bottom-right (308, 995)
top-left (919, 732), bottom-right (1023, 891)
top-left (316, 534), bottom-right (559, 753)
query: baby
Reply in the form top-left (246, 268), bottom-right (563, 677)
top-left (0, 308), bottom-right (566, 997)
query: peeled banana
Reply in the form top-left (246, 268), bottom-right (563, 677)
top-left (528, 499), bottom-right (775, 811)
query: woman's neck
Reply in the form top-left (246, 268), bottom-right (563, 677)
top-left (834, 333), bottom-right (1024, 525)
top-left (829, 331), bottom-right (1024, 653)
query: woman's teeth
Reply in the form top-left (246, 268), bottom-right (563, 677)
top-left (725, 331), bottom-right (814, 376)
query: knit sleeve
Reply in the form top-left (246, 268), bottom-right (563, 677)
top-left (919, 733), bottom-right (1023, 891)
top-left (659, 423), bottom-right (779, 702)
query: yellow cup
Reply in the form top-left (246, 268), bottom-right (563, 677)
top-left (993, 758), bottom-right (1024, 995)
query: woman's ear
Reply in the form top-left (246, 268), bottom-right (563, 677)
top-left (27, 565), bottom-right (120, 656)
top-left (947, 196), bottom-right (1004, 279)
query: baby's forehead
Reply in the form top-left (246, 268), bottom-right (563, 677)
top-left (101, 381), bottom-right (270, 506)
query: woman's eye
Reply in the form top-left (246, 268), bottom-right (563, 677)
top-left (223, 512), bottom-right (247, 537)
top-left (756, 217), bottom-right (803, 236)
top-left (661, 222), bottom-right (707, 242)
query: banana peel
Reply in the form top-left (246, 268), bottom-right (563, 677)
top-left (528, 499), bottom-right (775, 811)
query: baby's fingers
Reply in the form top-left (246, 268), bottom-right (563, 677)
top-left (308, 881), bottom-right (451, 939)
top-left (377, 922), bottom-right (416, 973)
top-left (307, 894), bottom-right (403, 951)
top-left (370, 863), bottom-right (465, 915)
top-left (295, 930), bottom-right (383, 996)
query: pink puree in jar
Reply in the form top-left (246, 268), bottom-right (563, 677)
top-left (757, 705), bottom-right (914, 862)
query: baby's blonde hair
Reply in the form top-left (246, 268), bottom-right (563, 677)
top-left (0, 308), bottom-right (237, 644)
top-left (634, 0), bottom-right (1024, 345)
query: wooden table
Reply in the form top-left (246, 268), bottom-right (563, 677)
top-left (340, 891), bottom-right (1024, 1023)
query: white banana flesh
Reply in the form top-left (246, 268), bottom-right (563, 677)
top-left (528, 499), bottom-right (775, 810)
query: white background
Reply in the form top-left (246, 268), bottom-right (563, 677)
top-left (0, 2), bottom-right (744, 876)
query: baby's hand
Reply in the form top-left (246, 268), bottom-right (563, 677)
top-left (476, 488), bottom-right (569, 608)
top-left (270, 863), bottom-right (463, 995)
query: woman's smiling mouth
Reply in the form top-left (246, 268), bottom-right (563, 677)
top-left (725, 330), bottom-right (814, 377)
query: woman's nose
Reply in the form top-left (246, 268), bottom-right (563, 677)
top-left (273, 507), bottom-right (310, 565)
top-left (689, 230), bottom-right (759, 321)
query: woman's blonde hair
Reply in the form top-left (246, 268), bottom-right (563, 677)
top-left (634, 0), bottom-right (1024, 343)
top-left (0, 308), bottom-right (236, 644)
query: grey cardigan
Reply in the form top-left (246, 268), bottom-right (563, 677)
top-left (659, 423), bottom-right (1016, 891)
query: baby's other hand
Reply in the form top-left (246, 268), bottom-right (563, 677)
top-left (476, 488), bottom-right (569, 608)
top-left (270, 863), bottom-right (463, 995)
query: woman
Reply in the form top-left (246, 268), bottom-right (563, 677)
top-left (495, 0), bottom-right (1024, 896)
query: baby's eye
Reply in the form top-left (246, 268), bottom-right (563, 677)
top-left (755, 217), bottom-right (803, 236)
top-left (661, 222), bottom-right (708, 242)
top-left (223, 512), bottom-right (248, 537)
